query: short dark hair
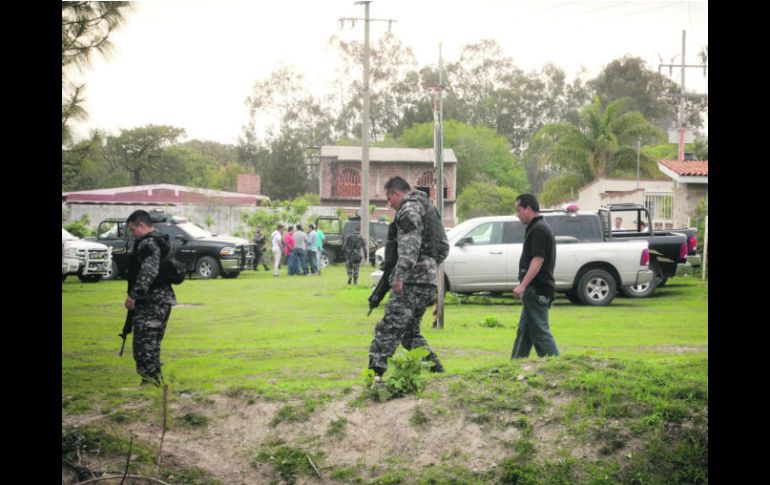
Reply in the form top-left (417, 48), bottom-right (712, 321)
top-left (384, 176), bottom-right (411, 194)
top-left (126, 210), bottom-right (154, 227)
top-left (295, 224), bottom-right (303, 231)
top-left (309, 224), bottom-right (315, 230)
top-left (515, 193), bottom-right (540, 212)
top-left (277, 224), bottom-right (284, 230)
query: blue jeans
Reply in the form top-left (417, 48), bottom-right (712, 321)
top-left (511, 287), bottom-right (560, 358)
top-left (292, 248), bottom-right (307, 275)
top-left (306, 250), bottom-right (319, 274)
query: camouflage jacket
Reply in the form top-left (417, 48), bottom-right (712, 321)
top-left (127, 231), bottom-right (176, 306)
top-left (391, 190), bottom-right (438, 286)
top-left (342, 232), bottom-right (364, 261)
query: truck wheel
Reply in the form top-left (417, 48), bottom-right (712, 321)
top-left (651, 261), bottom-right (668, 287)
top-left (196, 256), bottom-right (220, 279)
top-left (78, 274), bottom-right (102, 283)
top-left (221, 271), bottom-right (239, 279)
top-left (319, 250), bottom-right (334, 269)
top-left (621, 280), bottom-right (656, 298)
top-left (103, 260), bottom-right (121, 280)
top-left (576, 269), bottom-right (616, 306)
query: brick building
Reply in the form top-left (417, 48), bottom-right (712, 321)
top-left (310, 146), bottom-right (458, 226)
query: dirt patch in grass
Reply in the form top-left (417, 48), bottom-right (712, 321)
top-left (62, 357), bottom-right (707, 484)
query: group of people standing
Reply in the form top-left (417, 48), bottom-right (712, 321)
top-left (120, 177), bottom-right (559, 389)
top-left (266, 223), bottom-right (324, 276)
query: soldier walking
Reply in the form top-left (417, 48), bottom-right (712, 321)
top-left (367, 176), bottom-right (449, 382)
top-left (124, 210), bottom-right (176, 386)
top-left (342, 225), bottom-right (364, 285)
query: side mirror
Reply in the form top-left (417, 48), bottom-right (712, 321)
top-left (456, 236), bottom-right (473, 247)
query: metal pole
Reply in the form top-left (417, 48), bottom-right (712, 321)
top-left (360, 1), bottom-right (371, 263)
top-left (636, 139), bottom-right (641, 188)
top-left (678, 30), bottom-right (686, 162)
top-left (434, 44), bottom-right (445, 330)
top-left (701, 215), bottom-right (708, 280)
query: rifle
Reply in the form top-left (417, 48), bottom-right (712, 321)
top-left (367, 222), bottom-right (398, 316)
top-left (118, 310), bottom-right (134, 356)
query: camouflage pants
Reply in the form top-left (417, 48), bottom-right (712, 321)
top-left (368, 284), bottom-right (442, 373)
top-left (132, 303), bottom-right (172, 379)
top-left (346, 258), bottom-right (362, 278)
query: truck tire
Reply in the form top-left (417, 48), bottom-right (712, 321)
top-left (621, 279), bottom-right (656, 298)
top-left (221, 271), bottom-right (239, 279)
top-left (196, 256), bottom-right (220, 279)
top-left (103, 260), bottom-right (121, 280)
top-left (78, 274), bottom-right (102, 283)
top-left (319, 250), bottom-right (334, 269)
top-left (576, 269), bottom-right (616, 306)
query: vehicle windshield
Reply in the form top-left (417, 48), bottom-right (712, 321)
top-left (62, 228), bottom-right (78, 241)
top-left (177, 222), bottom-right (211, 239)
top-left (446, 219), bottom-right (481, 242)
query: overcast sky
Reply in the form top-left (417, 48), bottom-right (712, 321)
top-left (69, 0), bottom-right (708, 145)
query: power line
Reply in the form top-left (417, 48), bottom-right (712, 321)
top-left (594, 2), bottom-right (681, 23)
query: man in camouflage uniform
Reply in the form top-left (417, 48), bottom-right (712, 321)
top-left (125, 210), bottom-right (176, 386)
top-left (367, 176), bottom-right (448, 380)
top-left (342, 225), bottom-right (364, 285)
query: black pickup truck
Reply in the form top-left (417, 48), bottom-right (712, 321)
top-left (91, 210), bottom-right (256, 280)
top-left (599, 204), bottom-right (697, 296)
top-left (315, 215), bottom-right (386, 267)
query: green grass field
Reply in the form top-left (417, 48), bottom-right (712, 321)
top-left (62, 265), bottom-right (708, 484)
top-left (63, 265), bottom-right (707, 401)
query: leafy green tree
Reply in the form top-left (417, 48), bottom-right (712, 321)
top-left (244, 65), bottom-right (335, 147)
top-left (588, 55), bottom-right (707, 132)
top-left (260, 132), bottom-right (309, 200)
top-left (329, 32), bottom-right (423, 141)
top-left (456, 181), bottom-right (519, 221)
top-left (62, 2), bottom-right (132, 145)
top-left (528, 96), bottom-right (665, 206)
top-left (104, 125), bottom-right (186, 185)
top-left (399, 120), bottom-right (529, 195)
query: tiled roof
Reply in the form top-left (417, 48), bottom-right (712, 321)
top-left (658, 160), bottom-right (708, 177)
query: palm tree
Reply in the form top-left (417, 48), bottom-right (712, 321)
top-left (526, 96), bottom-right (664, 206)
top-left (61, 2), bottom-right (132, 146)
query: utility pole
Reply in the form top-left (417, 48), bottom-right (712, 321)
top-left (339, 2), bottom-right (396, 263)
top-left (658, 30), bottom-right (707, 162)
top-left (429, 45), bottom-right (446, 329)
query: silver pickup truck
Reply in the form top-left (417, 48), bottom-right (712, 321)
top-left (373, 212), bottom-right (653, 306)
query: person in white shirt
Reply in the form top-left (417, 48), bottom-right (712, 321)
top-left (271, 224), bottom-right (284, 276)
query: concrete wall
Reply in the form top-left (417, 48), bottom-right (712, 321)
top-left (63, 203), bottom-right (341, 238)
top-left (673, 182), bottom-right (708, 228)
top-left (576, 178), bottom-right (673, 211)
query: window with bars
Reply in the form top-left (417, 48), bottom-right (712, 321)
top-left (336, 167), bottom-right (361, 198)
top-left (645, 192), bottom-right (674, 225)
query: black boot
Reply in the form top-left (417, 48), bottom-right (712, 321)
top-left (347, 277), bottom-right (352, 285)
top-left (353, 276), bottom-right (358, 285)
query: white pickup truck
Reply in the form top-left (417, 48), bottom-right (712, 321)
top-left (62, 228), bottom-right (112, 283)
top-left (372, 212), bottom-right (653, 306)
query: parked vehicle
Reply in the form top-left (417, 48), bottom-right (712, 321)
top-left (315, 215), bottom-right (385, 268)
top-left (372, 211), bottom-right (653, 306)
top-left (62, 228), bottom-right (112, 283)
top-left (91, 211), bottom-right (255, 280)
top-left (599, 204), bottom-right (694, 295)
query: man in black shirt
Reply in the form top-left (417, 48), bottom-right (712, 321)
top-left (511, 194), bottom-right (560, 358)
